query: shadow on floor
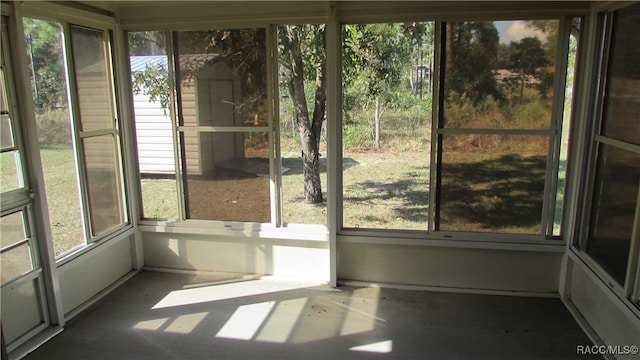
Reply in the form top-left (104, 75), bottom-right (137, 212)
top-left (24, 270), bottom-right (599, 360)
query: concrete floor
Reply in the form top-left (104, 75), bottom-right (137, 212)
top-left (24, 270), bottom-right (601, 360)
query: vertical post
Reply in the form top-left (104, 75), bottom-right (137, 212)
top-left (326, 2), bottom-right (341, 287)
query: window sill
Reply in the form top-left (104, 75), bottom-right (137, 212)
top-left (338, 232), bottom-right (566, 253)
top-left (138, 219), bottom-right (329, 242)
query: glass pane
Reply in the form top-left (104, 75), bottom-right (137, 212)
top-left (70, 25), bottom-right (114, 131)
top-left (341, 22), bottom-right (434, 230)
top-left (278, 24), bottom-right (328, 225)
top-left (175, 28), bottom-right (267, 127)
top-left (1, 243), bottom-right (33, 284)
top-left (601, 4), bottom-right (640, 146)
top-left (587, 146), bottom-right (639, 285)
top-left (554, 18), bottom-right (582, 236)
top-left (129, 31), bottom-right (179, 219)
top-left (25, 18), bottom-right (85, 256)
top-left (182, 131), bottom-right (270, 222)
top-left (1, 70), bottom-right (15, 150)
top-left (438, 134), bottom-right (548, 234)
top-left (1, 150), bottom-right (21, 192)
top-left (443, 20), bottom-right (558, 129)
top-left (1, 211), bottom-right (26, 248)
top-left (82, 135), bottom-right (125, 236)
top-left (1, 117), bottom-right (14, 150)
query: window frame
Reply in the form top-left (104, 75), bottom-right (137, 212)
top-left (337, 16), bottom-right (574, 245)
top-left (20, 6), bottom-right (132, 261)
top-left (575, 4), bottom-right (640, 306)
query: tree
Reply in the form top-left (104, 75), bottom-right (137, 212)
top-left (278, 25), bottom-right (326, 204)
top-left (505, 37), bottom-right (549, 102)
top-left (343, 23), bottom-right (417, 149)
top-left (445, 21), bottom-right (503, 106)
top-left (23, 18), bottom-right (66, 110)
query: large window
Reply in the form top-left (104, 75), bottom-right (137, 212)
top-left (436, 20), bottom-right (559, 235)
top-left (24, 19), bottom-right (127, 256)
top-left (129, 31), bottom-right (179, 220)
top-left (342, 22), bottom-right (434, 231)
top-left (581, 4), bottom-right (640, 292)
top-left (175, 28), bottom-right (270, 222)
top-left (338, 19), bottom-right (570, 236)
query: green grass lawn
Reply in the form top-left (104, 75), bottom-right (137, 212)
top-left (2, 137), bottom-right (554, 262)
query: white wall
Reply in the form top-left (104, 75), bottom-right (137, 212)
top-left (338, 242), bottom-right (562, 293)
top-left (569, 261), bottom-right (640, 360)
top-left (142, 231), bottom-right (330, 281)
top-left (57, 234), bottom-right (134, 316)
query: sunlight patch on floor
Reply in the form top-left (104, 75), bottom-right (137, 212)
top-left (165, 312), bottom-right (208, 334)
top-left (152, 277), bottom-right (317, 309)
top-left (216, 301), bottom-right (276, 340)
top-left (349, 340), bottom-right (393, 353)
top-left (133, 318), bottom-right (169, 331)
top-left (339, 287), bottom-right (382, 336)
top-left (255, 297), bottom-right (308, 343)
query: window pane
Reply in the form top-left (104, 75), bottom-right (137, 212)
top-left (175, 29), bottom-right (267, 127)
top-left (70, 26), bottom-right (114, 132)
top-left (0, 151), bottom-right (22, 192)
top-left (554, 18), bottom-right (582, 236)
top-left (278, 24), bottom-right (328, 225)
top-left (1, 211), bottom-right (26, 248)
top-left (601, 4), bottom-right (640, 146)
top-left (24, 18), bottom-right (85, 256)
top-left (341, 22), bottom-right (434, 230)
top-left (129, 31), bottom-right (179, 219)
top-left (181, 131), bottom-right (270, 222)
top-left (438, 134), bottom-right (548, 234)
top-left (82, 135), bottom-right (124, 236)
top-left (0, 72), bottom-right (15, 150)
top-left (587, 146), bottom-right (639, 285)
top-left (1, 243), bottom-right (32, 284)
top-left (443, 20), bottom-right (558, 129)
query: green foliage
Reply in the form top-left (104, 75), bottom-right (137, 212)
top-left (23, 18), bottom-right (66, 111)
top-left (36, 109), bottom-right (71, 146)
top-left (343, 123), bottom-right (372, 148)
top-left (132, 63), bottom-right (171, 111)
top-left (129, 31), bottom-right (166, 56)
top-left (445, 22), bottom-right (503, 105)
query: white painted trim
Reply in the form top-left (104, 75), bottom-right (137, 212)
top-left (338, 234), bottom-right (566, 253)
top-left (20, 1), bottom-right (115, 30)
top-left (63, 269), bottom-right (138, 321)
top-left (6, 0), bottom-right (66, 328)
top-left (568, 249), bottom-right (640, 319)
top-left (326, 5), bottom-right (340, 288)
top-left (177, 125), bottom-right (270, 132)
top-left (55, 226), bottom-right (136, 268)
top-left (7, 326), bottom-right (63, 360)
top-left (139, 221), bottom-right (329, 242)
top-left (436, 128), bottom-right (552, 135)
top-left (339, 280), bottom-right (560, 299)
top-left (561, 298), bottom-right (610, 358)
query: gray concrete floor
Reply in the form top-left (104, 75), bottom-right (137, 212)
top-left (24, 270), bottom-right (601, 360)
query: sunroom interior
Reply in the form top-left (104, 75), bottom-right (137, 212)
top-left (1, 1), bottom-right (639, 359)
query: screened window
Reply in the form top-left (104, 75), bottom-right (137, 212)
top-left (341, 22), bottom-right (434, 230)
top-left (70, 25), bottom-right (126, 237)
top-left (128, 31), bottom-right (179, 220)
top-left (174, 28), bottom-right (270, 222)
top-left (23, 18), bottom-right (86, 256)
top-left (278, 24), bottom-right (328, 225)
top-left (583, 3), bottom-right (640, 288)
top-left (436, 20), bottom-right (559, 235)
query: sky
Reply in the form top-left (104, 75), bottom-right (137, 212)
top-left (495, 20), bottom-right (547, 44)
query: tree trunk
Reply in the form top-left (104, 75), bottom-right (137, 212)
top-left (286, 29), bottom-right (325, 204)
top-left (374, 97), bottom-right (381, 149)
